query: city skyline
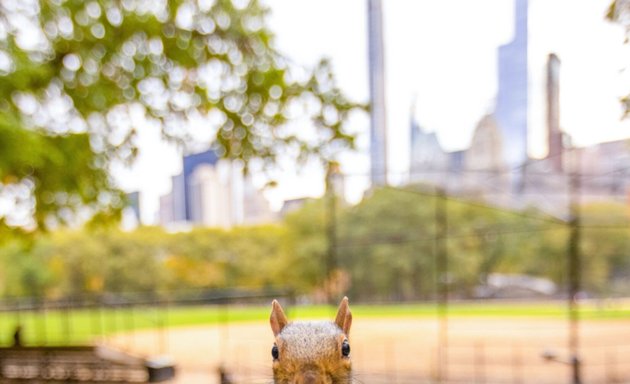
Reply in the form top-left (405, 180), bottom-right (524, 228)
top-left (116, 0), bottom-right (630, 224)
top-left (408, 51), bottom-right (630, 219)
top-left (158, 149), bottom-right (273, 229)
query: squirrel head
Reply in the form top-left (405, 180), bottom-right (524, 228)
top-left (270, 297), bottom-right (353, 384)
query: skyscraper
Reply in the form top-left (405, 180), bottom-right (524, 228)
top-left (158, 148), bottom-right (272, 229)
top-left (182, 149), bottom-right (219, 221)
top-left (495, 0), bottom-right (529, 168)
top-left (546, 53), bottom-right (562, 172)
top-left (367, 0), bottom-right (388, 186)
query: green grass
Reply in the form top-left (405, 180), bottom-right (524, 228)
top-left (288, 301), bottom-right (630, 320)
top-left (1, 301), bottom-right (628, 346)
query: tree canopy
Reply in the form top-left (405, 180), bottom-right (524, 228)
top-left (2, 190), bottom-right (629, 301)
top-left (608, 0), bottom-right (630, 116)
top-left (0, 0), bottom-right (364, 234)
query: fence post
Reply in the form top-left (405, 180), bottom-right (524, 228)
top-left (325, 161), bottom-right (339, 305)
top-left (435, 187), bottom-right (448, 383)
top-left (62, 298), bottom-right (71, 345)
top-left (567, 161), bottom-right (582, 384)
top-left (158, 299), bottom-right (168, 354)
top-left (37, 299), bottom-right (47, 346)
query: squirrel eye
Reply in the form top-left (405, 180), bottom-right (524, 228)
top-left (271, 344), bottom-right (279, 360)
top-left (341, 340), bottom-right (350, 357)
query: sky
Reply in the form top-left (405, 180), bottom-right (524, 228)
top-left (116, 0), bottom-right (630, 224)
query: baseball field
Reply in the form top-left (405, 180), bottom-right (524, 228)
top-left (95, 301), bottom-right (630, 384)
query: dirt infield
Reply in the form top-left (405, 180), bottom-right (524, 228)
top-left (109, 317), bottom-right (630, 383)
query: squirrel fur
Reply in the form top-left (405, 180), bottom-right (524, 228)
top-left (269, 297), bottom-right (353, 384)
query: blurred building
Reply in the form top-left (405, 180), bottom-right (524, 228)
top-left (242, 175), bottom-right (276, 225)
top-left (517, 53), bottom-right (630, 214)
top-left (367, 0), bottom-right (388, 187)
top-left (183, 150), bottom-right (221, 221)
top-left (159, 173), bottom-right (186, 226)
top-left (410, 111), bottom-right (509, 202)
top-left (546, 53), bottom-right (563, 172)
top-left (495, 0), bottom-right (529, 169)
top-left (464, 115), bottom-right (504, 173)
top-left (409, 49), bottom-right (630, 216)
top-left (159, 149), bottom-right (273, 229)
top-left (410, 0), bottom-right (528, 198)
top-left (188, 161), bottom-right (239, 228)
top-left (158, 191), bottom-right (175, 226)
top-left (409, 113), bottom-right (449, 186)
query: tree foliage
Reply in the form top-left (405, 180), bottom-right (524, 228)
top-left (608, 0), bottom-right (630, 116)
top-left (2, 190), bottom-right (628, 302)
top-left (0, 0), bottom-right (364, 234)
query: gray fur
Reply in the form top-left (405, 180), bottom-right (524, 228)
top-left (277, 321), bottom-right (343, 362)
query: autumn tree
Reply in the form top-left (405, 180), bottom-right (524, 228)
top-left (0, 0), bottom-right (364, 235)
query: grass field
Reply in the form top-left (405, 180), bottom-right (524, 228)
top-left (2, 300), bottom-right (629, 346)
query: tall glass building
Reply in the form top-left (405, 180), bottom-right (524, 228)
top-left (367, 0), bottom-right (388, 186)
top-left (495, 0), bottom-right (529, 168)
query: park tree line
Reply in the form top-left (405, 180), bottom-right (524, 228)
top-left (1, 187), bottom-right (629, 302)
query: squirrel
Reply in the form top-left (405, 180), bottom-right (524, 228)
top-left (269, 297), bottom-right (353, 384)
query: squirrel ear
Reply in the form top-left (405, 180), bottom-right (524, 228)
top-left (270, 300), bottom-right (288, 336)
top-left (334, 296), bottom-right (352, 336)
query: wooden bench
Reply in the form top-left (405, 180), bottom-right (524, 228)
top-left (0, 346), bottom-right (175, 382)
